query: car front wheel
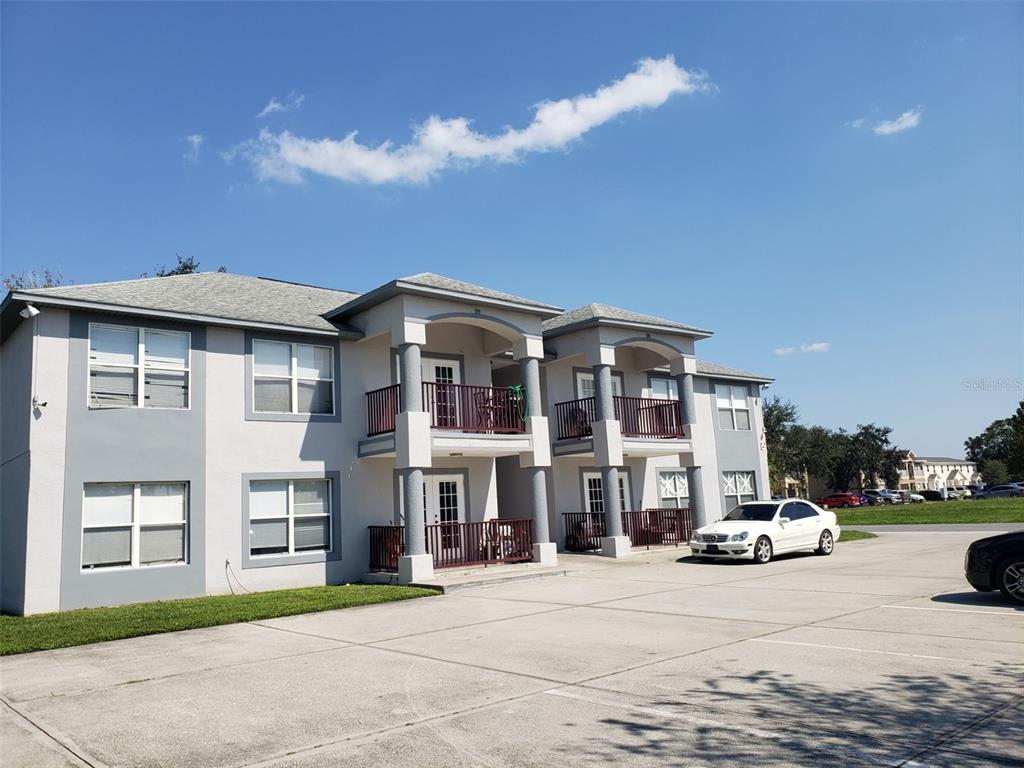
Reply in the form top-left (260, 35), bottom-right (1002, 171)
top-left (753, 536), bottom-right (773, 564)
top-left (816, 530), bottom-right (834, 556)
top-left (997, 558), bottom-right (1024, 604)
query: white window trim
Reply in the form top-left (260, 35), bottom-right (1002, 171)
top-left (657, 469), bottom-right (689, 508)
top-left (81, 482), bottom-right (189, 571)
top-left (88, 322), bottom-right (191, 410)
top-left (722, 470), bottom-right (757, 509)
top-left (249, 479), bottom-right (333, 558)
top-left (252, 340), bottom-right (335, 416)
top-left (575, 370), bottom-right (624, 400)
top-left (715, 383), bottom-right (750, 431)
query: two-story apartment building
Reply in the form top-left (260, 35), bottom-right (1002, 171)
top-left (1, 271), bottom-right (771, 614)
top-left (897, 452), bottom-right (981, 491)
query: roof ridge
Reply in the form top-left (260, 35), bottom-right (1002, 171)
top-left (21, 271), bottom-right (220, 294)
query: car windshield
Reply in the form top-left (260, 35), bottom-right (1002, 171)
top-left (723, 503), bottom-right (779, 522)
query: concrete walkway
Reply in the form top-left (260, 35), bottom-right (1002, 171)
top-left (3, 529), bottom-right (1022, 767)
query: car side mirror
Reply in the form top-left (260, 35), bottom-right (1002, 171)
top-left (779, 517), bottom-right (790, 524)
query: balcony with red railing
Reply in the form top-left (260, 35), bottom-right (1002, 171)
top-left (368, 518), bottom-right (534, 571)
top-left (366, 382), bottom-right (528, 437)
top-left (554, 396), bottom-right (686, 440)
top-left (562, 508), bottom-right (694, 552)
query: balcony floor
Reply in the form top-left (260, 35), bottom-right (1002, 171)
top-left (358, 430), bottom-right (534, 459)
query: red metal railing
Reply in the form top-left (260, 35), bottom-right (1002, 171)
top-left (368, 525), bottom-right (405, 570)
top-left (615, 397), bottom-right (686, 438)
top-left (554, 397), bottom-right (597, 440)
top-left (366, 384), bottom-right (401, 437)
top-left (426, 518), bottom-right (534, 568)
top-left (368, 519), bottom-right (534, 571)
top-left (365, 382), bottom-right (527, 436)
top-left (622, 509), bottom-right (693, 548)
top-left (562, 511), bottom-right (605, 551)
top-left (562, 508), bottom-right (693, 552)
top-left (554, 396), bottom-right (686, 439)
top-left (422, 382), bottom-right (527, 433)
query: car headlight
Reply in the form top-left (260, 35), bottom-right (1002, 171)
top-left (729, 531), bottom-right (749, 542)
top-left (690, 530), bottom-right (701, 541)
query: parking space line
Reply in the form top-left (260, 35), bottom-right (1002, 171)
top-left (749, 638), bottom-right (1020, 666)
top-left (881, 604), bottom-right (1022, 617)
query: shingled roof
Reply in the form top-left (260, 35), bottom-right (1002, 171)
top-left (327, 272), bottom-right (562, 319)
top-left (11, 272), bottom-right (361, 335)
top-left (542, 303), bottom-right (712, 338)
top-left (696, 360), bottom-right (773, 383)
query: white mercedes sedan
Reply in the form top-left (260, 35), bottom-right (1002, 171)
top-left (689, 499), bottom-right (841, 564)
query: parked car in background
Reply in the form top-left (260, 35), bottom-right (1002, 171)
top-left (975, 484), bottom-right (1024, 499)
top-left (863, 489), bottom-right (905, 505)
top-left (690, 499), bottom-right (841, 564)
top-left (921, 490), bottom-right (945, 501)
top-left (964, 530), bottom-right (1024, 604)
top-left (815, 492), bottom-right (862, 509)
top-left (908, 492), bottom-right (925, 503)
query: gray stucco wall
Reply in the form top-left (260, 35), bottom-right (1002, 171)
top-left (704, 378), bottom-right (764, 513)
top-left (58, 312), bottom-right (208, 610)
top-left (1, 319), bottom-right (33, 613)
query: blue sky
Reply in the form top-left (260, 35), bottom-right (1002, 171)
top-left (3, 2), bottom-right (1021, 456)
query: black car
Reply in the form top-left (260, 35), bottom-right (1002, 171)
top-left (964, 530), bottom-right (1024, 604)
top-left (921, 490), bottom-right (945, 501)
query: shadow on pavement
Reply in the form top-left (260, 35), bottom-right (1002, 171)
top-left (932, 591), bottom-right (1022, 611)
top-left (560, 667), bottom-right (1023, 766)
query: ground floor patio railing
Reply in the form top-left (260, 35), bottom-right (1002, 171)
top-left (562, 508), bottom-right (693, 552)
top-left (368, 518), bottom-right (535, 572)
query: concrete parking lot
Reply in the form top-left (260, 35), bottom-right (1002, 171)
top-left (2, 529), bottom-right (1022, 767)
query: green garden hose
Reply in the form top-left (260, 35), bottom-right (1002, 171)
top-left (509, 384), bottom-right (529, 422)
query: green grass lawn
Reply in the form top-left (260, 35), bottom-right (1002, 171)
top-left (837, 497), bottom-right (1024, 526)
top-left (0, 584), bottom-right (437, 656)
top-left (838, 529), bottom-right (878, 542)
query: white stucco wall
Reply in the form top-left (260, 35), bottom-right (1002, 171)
top-left (23, 310), bottom-right (71, 614)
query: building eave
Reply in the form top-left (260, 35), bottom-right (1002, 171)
top-left (1, 292), bottom-right (364, 342)
top-left (326, 280), bottom-right (563, 321)
top-left (542, 316), bottom-right (714, 341)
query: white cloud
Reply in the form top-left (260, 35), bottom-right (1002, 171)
top-left (774, 342), bottom-right (830, 356)
top-left (847, 107), bottom-right (923, 136)
top-left (872, 108), bottom-right (922, 135)
top-left (227, 56), bottom-right (710, 185)
top-left (183, 134), bottom-right (204, 163)
top-left (800, 342), bottom-right (831, 353)
top-left (256, 91), bottom-right (306, 119)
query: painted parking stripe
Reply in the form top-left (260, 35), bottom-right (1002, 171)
top-left (750, 638), bottom-right (1022, 665)
top-left (543, 688), bottom-right (935, 767)
top-left (881, 604), bottom-right (1023, 617)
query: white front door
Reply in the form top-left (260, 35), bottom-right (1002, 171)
top-left (582, 471), bottom-right (633, 514)
top-left (421, 357), bottom-right (461, 385)
top-left (424, 474), bottom-right (466, 525)
top-left (421, 357), bottom-right (462, 427)
top-left (424, 474), bottom-right (466, 560)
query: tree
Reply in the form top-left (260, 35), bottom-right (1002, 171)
top-left (762, 395), bottom-right (799, 493)
top-left (822, 424), bottom-right (903, 491)
top-left (964, 418), bottom-right (1013, 463)
top-left (141, 254), bottom-right (226, 278)
top-left (3, 268), bottom-right (65, 290)
top-left (979, 459), bottom-right (1009, 486)
top-left (1006, 401), bottom-right (1024, 478)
